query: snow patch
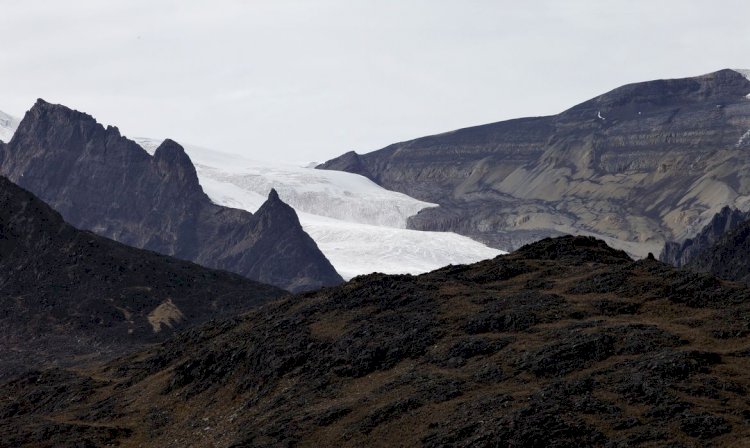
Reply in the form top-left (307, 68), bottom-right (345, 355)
top-left (597, 111), bottom-right (605, 120)
top-left (738, 129), bottom-right (750, 148)
top-left (0, 110), bottom-right (20, 143)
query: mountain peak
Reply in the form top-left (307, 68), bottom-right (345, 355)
top-left (267, 188), bottom-right (281, 202)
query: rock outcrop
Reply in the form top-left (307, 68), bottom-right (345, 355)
top-left (682, 217), bottom-right (750, 285)
top-left (319, 69), bottom-right (750, 257)
top-left (660, 206), bottom-right (750, 266)
top-left (5, 236), bottom-right (750, 446)
top-left (0, 176), bottom-right (285, 380)
top-left (0, 100), bottom-right (343, 292)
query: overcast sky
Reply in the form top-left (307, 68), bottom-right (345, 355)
top-left (1, 0), bottom-right (749, 162)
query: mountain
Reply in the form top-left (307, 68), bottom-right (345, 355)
top-left (319, 69), bottom-right (750, 258)
top-left (0, 175), bottom-right (285, 380)
top-left (4, 236), bottom-right (750, 446)
top-left (660, 206), bottom-right (750, 266)
top-left (133, 138), bottom-right (504, 279)
top-left (0, 100), bottom-right (342, 292)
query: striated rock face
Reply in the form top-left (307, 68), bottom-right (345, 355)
top-left (0, 100), bottom-right (343, 292)
top-left (0, 176), bottom-right (285, 379)
top-left (320, 69), bottom-right (750, 257)
top-left (660, 206), bottom-right (750, 266)
top-left (5, 236), bottom-right (750, 445)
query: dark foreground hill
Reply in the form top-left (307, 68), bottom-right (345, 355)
top-left (4, 236), bottom-right (750, 446)
top-left (0, 176), bottom-right (285, 380)
top-left (0, 99), bottom-right (342, 292)
top-left (319, 69), bottom-right (750, 257)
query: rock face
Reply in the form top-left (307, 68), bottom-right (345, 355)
top-left (5, 236), bottom-right (750, 446)
top-left (0, 176), bottom-right (285, 380)
top-left (0, 100), bottom-right (342, 292)
top-left (660, 206), bottom-right (750, 266)
top-left (682, 217), bottom-right (750, 284)
top-left (319, 69), bottom-right (750, 257)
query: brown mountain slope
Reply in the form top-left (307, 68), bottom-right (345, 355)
top-left (319, 69), bottom-right (750, 257)
top-left (0, 99), bottom-right (342, 292)
top-left (0, 175), bottom-right (285, 381)
top-left (4, 236), bottom-right (750, 446)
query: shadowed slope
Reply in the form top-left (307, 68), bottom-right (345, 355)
top-left (0, 176), bottom-right (285, 380)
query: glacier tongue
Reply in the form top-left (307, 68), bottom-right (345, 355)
top-left (135, 137), bottom-right (506, 280)
top-left (198, 173), bottom-right (505, 280)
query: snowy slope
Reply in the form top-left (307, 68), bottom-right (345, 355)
top-left (0, 111), bottom-right (19, 143)
top-left (136, 137), bottom-right (505, 279)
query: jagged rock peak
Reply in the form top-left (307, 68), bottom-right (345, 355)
top-left (29, 98), bottom-right (97, 124)
top-left (152, 138), bottom-right (200, 184)
top-left (267, 187), bottom-right (281, 202)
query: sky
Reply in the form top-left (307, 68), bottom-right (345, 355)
top-left (1, 0), bottom-right (749, 163)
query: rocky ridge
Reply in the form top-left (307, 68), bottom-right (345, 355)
top-left (319, 69), bottom-right (750, 257)
top-left (0, 100), bottom-right (343, 292)
top-left (4, 236), bottom-right (750, 446)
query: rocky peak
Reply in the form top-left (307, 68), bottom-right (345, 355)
top-left (254, 188), bottom-right (302, 231)
top-left (316, 150), bottom-right (372, 178)
top-left (152, 139), bottom-right (202, 189)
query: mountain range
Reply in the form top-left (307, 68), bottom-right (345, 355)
top-left (0, 100), bottom-right (342, 292)
top-left (319, 69), bottom-right (750, 258)
top-left (5, 69), bottom-right (750, 446)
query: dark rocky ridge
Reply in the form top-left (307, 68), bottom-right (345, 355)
top-left (660, 206), bottom-right (750, 267)
top-left (5, 236), bottom-right (750, 446)
top-left (682, 217), bottom-right (750, 285)
top-left (0, 175), bottom-right (285, 380)
top-left (319, 69), bottom-right (750, 257)
top-left (0, 99), bottom-right (342, 292)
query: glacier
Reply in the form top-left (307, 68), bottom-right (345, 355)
top-left (134, 138), bottom-right (505, 279)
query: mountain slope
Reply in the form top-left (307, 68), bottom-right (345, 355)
top-left (319, 69), bottom-right (750, 257)
top-left (0, 175), bottom-right (285, 380)
top-left (4, 236), bottom-right (750, 446)
top-left (134, 137), bottom-right (505, 279)
top-left (0, 100), bottom-right (342, 292)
